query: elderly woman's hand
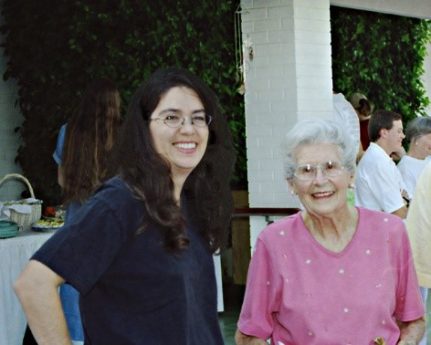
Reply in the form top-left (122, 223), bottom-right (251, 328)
top-left (397, 341), bottom-right (417, 345)
top-left (396, 317), bottom-right (425, 345)
top-left (234, 329), bottom-right (267, 345)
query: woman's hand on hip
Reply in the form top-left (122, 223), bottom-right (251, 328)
top-left (235, 329), bottom-right (267, 345)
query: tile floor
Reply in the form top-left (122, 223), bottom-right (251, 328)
top-left (218, 284), bottom-right (243, 345)
top-left (219, 307), bottom-right (239, 345)
top-left (218, 286), bottom-right (431, 345)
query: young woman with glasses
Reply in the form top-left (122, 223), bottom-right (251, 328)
top-left (15, 67), bottom-right (235, 345)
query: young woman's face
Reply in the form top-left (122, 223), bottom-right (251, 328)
top-left (149, 86), bottom-right (209, 179)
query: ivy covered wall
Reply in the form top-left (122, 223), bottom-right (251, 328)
top-left (1, 2), bottom-right (430, 205)
top-left (331, 6), bottom-right (431, 122)
top-left (0, 0), bottom-right (246, 204)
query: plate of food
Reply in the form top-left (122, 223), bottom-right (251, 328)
top-left (32, 217), bottom-right (64, 232)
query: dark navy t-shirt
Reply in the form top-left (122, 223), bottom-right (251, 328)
top-left (32, 177), bottom-right (224, 345)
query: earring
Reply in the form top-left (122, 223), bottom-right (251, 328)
top-left (348, 183), bottom-right (355, 189)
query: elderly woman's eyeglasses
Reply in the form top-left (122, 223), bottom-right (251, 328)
top-left (294, 161), bottom-right (345, 181)
top-left (150, 114), bottom-right (212, 128)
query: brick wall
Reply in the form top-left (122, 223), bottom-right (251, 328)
top-left (241, 0), bottom-right (332, 209)
top-left (241, 0), bottom-right (333, 248)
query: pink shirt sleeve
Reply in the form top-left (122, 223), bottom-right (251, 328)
top-left (237, 236), bottom-right (281, 340)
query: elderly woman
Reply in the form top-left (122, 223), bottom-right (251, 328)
top-left (397, 116), bottom-right (431, 199)
top-left (235, 119), bottom-right (425, 345)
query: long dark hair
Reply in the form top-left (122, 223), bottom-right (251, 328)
top-left (112, 67), bottom-right (235, 253)
top-left (62, 78), bottom-right (122, 204)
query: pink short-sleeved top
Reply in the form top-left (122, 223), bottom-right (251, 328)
top-left (238, 208), bottom-right (424, 345)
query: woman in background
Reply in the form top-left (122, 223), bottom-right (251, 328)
top-left (350, 92), bottom-right (373, 151)
top-left (52, 78), bottom-right (122, 344)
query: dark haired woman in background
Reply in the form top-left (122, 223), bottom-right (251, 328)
top-left (350, 92), bottom-right (373, 152)
top-left (22, 78), bottom-right (122, 345)
top-left (15, 67), bottom-right (235, 345)
top-left (54, 78), bottom-right (122, 345)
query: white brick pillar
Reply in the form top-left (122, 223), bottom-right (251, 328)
top-left (241, 0), bottom-right (334, 249)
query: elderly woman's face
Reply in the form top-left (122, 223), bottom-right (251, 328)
top-left (289, 143), bottom-right (353, 217)
top-left (414, 133), bottom-right (431, 159)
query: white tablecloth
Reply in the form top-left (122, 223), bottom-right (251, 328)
top-left (0, 230), bottom-right (53, 345)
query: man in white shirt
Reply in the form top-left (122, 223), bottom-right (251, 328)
top-left (355, 110), bottom-right (408, 218)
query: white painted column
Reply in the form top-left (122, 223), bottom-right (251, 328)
top-left (241, 0), bottom-right (333, 250)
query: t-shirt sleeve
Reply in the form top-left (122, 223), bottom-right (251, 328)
top-left (394, 223), bottom-right (425, 321)
top-left (32, 191), bottom-right (130, 295)
top-left (237, 236), bottom-right (280, 340)
top-left (53, 124), bottom-right (67, 165)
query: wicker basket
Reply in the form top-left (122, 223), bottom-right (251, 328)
top-left (0, 173), bottom-right (42, 231)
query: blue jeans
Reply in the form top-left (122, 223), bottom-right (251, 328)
top-left (60, 283), bottom-right (84, 341)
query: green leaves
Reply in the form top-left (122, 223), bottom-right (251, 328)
top-left (331, 7), bottom-right (431, 121)
top-left (1, 0), bottom-right (246, 203)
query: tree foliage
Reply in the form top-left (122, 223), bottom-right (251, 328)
top-left (1, 0), bottom-right (246, 204)
top-left (331, 7), bottom-right (431, 122)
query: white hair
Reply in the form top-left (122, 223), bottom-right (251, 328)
top-left (283, 118), bottom-right (357, 179)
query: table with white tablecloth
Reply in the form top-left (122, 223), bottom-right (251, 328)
top-left (0, 230), bottom-right (53, 345)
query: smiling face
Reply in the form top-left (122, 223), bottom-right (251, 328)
top-left (149, 86), bottom-right (209, 180)
top-left (288, 143), bottom-right (353, 217)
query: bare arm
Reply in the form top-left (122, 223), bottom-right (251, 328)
top-left (14, 260), bottom-right (72, 345)
top-left (397, 317), bottom-right (426, 345)
top-left (57, 165), bottom-right (64, 189)
top-left (235, 329), bottom-right (267, 345)
top-left (356, 142), bottom-right (365, 162)
top-left (392, 205), bottom-right (408, 219)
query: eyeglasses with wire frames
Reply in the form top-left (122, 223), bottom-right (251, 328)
top-left (293, 161), bottom-right (345, 181)
top-left (150, 113), bottom-right (212, 128)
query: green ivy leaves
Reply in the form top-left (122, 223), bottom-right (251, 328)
top-left (331, 7), bottom-right (431, 121)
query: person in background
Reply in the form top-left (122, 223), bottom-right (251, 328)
top-left (235, 119), bottom-right (424, 345)
top-left (333, 92), bottom-right (362, 160)
top-left (397, 116), bottom-right (431, 199)
top-left (355, 110), bottom-right (408, 218)
top-left (405, 162), bottom-right (431, 345)
top-left (405, 154), bottom-right (431, 345)
top-left (14, 67), bottom-right (235, 345)
top-left (54, 78), bottom-right (122, 345)
top-left (21, 78), bottom-right (122, 345)
top-left (350, 92), bottom-right (373, 151)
